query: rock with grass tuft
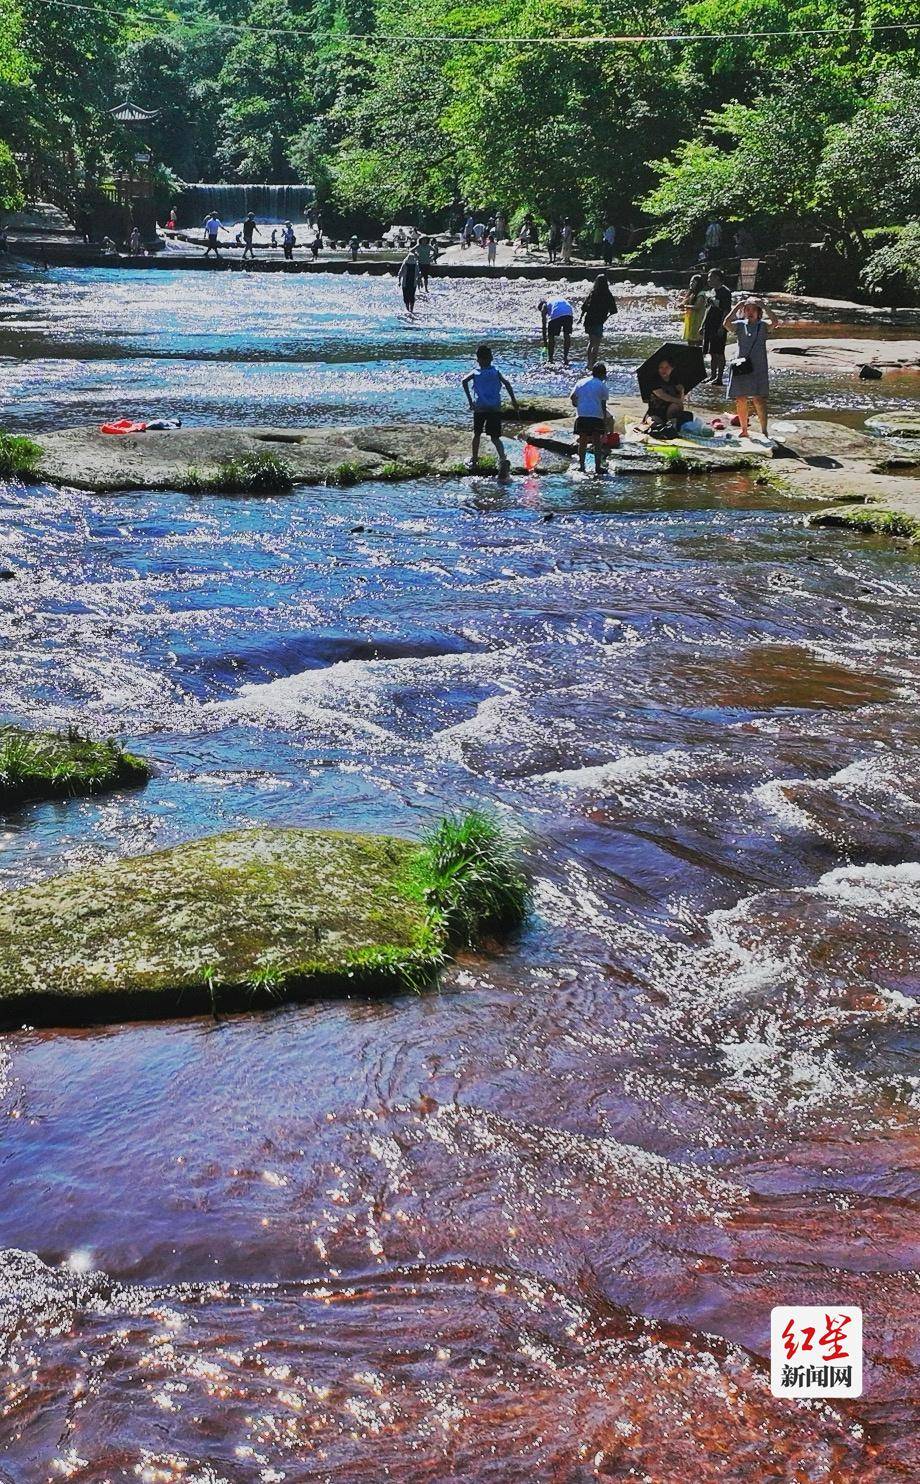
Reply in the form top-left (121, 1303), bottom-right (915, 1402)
top-left (0, 726), bottom-right (150, 809)
top-left (0, 813), bottom-right (528, 1025)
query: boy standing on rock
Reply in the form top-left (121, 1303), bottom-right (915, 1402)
top-left (462, 343), bottom-right (519, 479)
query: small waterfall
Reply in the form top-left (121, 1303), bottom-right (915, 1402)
top-left (176, 184), bottom-right (316, 225)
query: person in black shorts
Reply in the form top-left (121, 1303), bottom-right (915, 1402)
top-left (703, 268), bottom-right (733, 384)
top-left (571, 362), bottom-right (610, 475)
top-left (461, 343), bottom-right (519, 478)
top-left (539, 297), bottom-right (575, 365)
top-left (241, 213), bottom-right (262, 260)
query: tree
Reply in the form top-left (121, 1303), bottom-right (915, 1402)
top-left (816, 70), bottom-right (920, 233)
top-left (217, 0), bottom-right (316, 178)
top-left (0, 140), bottom-right (22, 212)
top-left (641, 76), bottom-right (838, 246)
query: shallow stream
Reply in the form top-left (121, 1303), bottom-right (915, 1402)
top-left (0, 269), bottom-right (918, 1482)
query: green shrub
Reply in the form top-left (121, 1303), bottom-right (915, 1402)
top-left (413, 810), bottom-right (530, 948)
top-left (0, 432), bottom-right (42, 482)
top-left (186, 451), bottom-right (294, 493)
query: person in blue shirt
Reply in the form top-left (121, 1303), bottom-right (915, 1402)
top-left (461, 343), bottom-right (519, 479)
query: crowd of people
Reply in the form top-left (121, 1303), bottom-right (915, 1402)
top-left (176, 204), bottom-right (775, 468)
top-left (459, 265), bottom-right (776, 479)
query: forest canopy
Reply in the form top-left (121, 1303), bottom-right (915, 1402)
top-left (1, 0), bottom-right (918, 275)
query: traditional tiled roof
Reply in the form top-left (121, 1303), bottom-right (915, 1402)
top-left (109, 99), bottom-right (160, 123)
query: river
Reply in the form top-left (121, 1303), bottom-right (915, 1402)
top-left (0, 268), bottom-right (918, 1482)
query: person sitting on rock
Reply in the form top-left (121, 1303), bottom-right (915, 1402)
top-left (643, 357), bottom-right (693, 433)
top-left (462, 342), bottom-right (519, 479)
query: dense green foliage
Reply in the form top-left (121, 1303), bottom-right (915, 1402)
top-left (1, 0), bottom-right (917, 284)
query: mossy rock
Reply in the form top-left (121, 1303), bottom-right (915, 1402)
top-left (0, 815), bottom-right (529, 1025)
top-left (865, 413), bottom-right (920, 439)
top-left (0, 727), bottom-right (149, 810)
top-left (806, 505), bottom-right (920, 542)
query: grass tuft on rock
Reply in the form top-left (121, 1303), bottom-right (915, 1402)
top-left (0, 432), bottom-right (43, 482)
top-left (0, 726), bottom-right (150, 809)
top-left (377, 460), bottom-right (425, 481)
top-left (808, 506), bottom-right (920, 542)
top-left (443, 455), bottom-right (498, 476)
top-left (186, 451), bottom-right (294, 493)
top-left (412, 810), bottom-right (530, 949)
top-left (325, 460), bottom-right (365, 487)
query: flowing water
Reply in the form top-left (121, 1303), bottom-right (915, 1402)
top-left (0, 269), bottom-right (918, 1482)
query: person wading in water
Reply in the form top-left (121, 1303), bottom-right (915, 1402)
top-left (398, 248), bottom-right (421, 314)
top-left (241, 213), bottom-right (262, 260)
top-left (578, 273), bottom-right (618, 367)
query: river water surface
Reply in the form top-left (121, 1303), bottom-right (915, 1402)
top-left (0, 269), bottom-right (918, 1482)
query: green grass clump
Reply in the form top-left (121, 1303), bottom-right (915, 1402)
top-left (443, 455), bottom-right (498, 476)
top-left (0, 726), bottom-right (150, 808)
top-left (377, 460), bottom-right (425, 481)
top-left (186, 451), bottom-right (294, 493)
top-left (324, 461), bottom-right (365, 487)
top-left (344, 938), bottom-right (446, 993)
top-left (0, 432), bottom-right (43, 482)
top-left (412, 810), bottom-right (530, 949)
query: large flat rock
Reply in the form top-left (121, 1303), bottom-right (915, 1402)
top-left (36, 425), bottom-right (475, 492)
top-left (769, 337), bottom-right (920, 377)
top-left (0, 827), bottom-right (438, 1023)
top-left (865, 412), bottom-right (920, 439)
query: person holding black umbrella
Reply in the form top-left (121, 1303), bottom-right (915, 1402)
top-left (635, 341), bottom-right (705, 434)
top-left (722, 296), bottom-right (776, 438)
top-left (643, 356), bottom-right (693, 432)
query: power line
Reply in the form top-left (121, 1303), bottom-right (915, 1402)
top-left (23, 0), bottom-right (920, 45)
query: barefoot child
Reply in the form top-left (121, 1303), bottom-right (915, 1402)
top-left (462, 344), bottom-right (519, 478)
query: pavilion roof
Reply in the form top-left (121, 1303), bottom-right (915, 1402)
top-left (109, 99), bottom-right (160, 123)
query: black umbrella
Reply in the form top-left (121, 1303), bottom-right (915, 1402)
top-left (636, 342), bottom-right (706, 401)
